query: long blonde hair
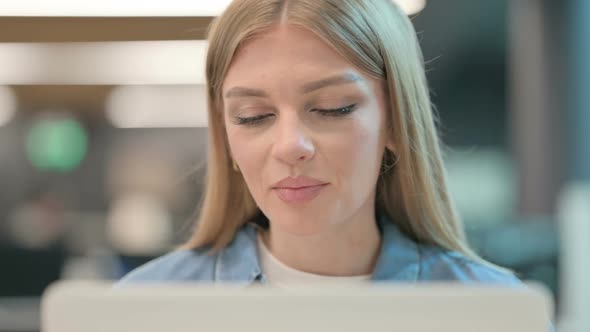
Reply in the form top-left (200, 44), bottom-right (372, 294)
top-left (184, 0), bottom-right (481, 263)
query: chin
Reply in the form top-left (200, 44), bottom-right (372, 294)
top-left (267, 209), bottom-right (336, 236)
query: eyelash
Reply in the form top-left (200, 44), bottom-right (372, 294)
top-left (234, 104), bottom-right (357, 126)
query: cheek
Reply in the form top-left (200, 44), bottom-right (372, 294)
top-left (339, 123), bottom-right (381, 176)
top-left (225, 113), bottom-right (260, 163)
top-left (333, 110), bottom-right (384, 169)
top-left (325, 111), bottom-right (384, 202)
top-left (226, 126), bottom-right (269, 193)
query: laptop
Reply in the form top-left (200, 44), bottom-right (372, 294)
top-left (41, 281), bottom-right (553, 332)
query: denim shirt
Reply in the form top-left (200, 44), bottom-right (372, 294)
top-left (119, 214), bottom-right (521, 285)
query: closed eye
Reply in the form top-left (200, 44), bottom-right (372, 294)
top-left (311, 104), bottom-right (356, 117)
top-left (232, 103), bottom-right (356, 127)
top-left (233, 113), bottom-right (275, 126)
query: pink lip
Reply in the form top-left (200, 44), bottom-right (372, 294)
top-left (272, 176), bottom-right (329, 203)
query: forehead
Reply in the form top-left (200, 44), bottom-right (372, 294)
top-left (223, 25), bottom-right (357, 89)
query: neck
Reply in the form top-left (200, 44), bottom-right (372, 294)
top-left (261, 204), bottom-right (381, 277)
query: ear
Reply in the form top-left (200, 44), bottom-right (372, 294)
top-left (385, 138), bottom-right (396, 155)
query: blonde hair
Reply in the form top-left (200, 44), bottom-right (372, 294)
top-left (184, 0), bottom-right (484, 265)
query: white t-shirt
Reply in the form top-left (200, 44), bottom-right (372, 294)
top-left (257, 234), bottom-right (371, 288)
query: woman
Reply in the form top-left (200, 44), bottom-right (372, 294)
top-left (120, 0), bottom-right (519, 286)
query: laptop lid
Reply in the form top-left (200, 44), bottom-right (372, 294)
top-left (42, 281), bottom-right (552, 332)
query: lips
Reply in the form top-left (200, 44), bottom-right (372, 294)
top-left (272, 176), bottom-right (329, 203)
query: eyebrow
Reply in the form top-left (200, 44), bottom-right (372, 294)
top-left (300, 72), bottom-right (364, 93)
top-left (224, 73), bottom-right (364, 99)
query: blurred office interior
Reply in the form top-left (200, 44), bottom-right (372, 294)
top-left (0, 0), bottom-right (588, 331)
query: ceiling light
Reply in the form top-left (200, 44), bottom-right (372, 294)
top-left (0, 0), bottom-right (234, 17)
top-left (0, 41), bottom-right (207, 85)
top-left (0, 0), bottom-right (424, 16)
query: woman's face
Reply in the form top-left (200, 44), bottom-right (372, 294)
top-left (222, 25), bottom-right (391, 236)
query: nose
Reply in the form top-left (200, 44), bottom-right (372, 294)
top-left (271, 112), bottom-right (315, 166)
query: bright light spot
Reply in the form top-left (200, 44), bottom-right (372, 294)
top-left (395, 0), bottom-right (427, 15)
top-left (107, 193), bottom-right (173, 256)
top-left (26, 115), bottom-right (88, 172)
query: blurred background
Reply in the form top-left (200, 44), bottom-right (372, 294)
top-left (0, 0), bottom-right (588, 331)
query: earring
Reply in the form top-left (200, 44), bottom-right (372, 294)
top-left (381, 151), bottom-right (399, 175)
top-left (232, 159), bottom-right (240, 172)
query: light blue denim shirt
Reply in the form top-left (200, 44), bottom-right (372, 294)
top-left (119, 214), bottom-right (521, 285)
top-left (119, 214), bottom-right (557, 331)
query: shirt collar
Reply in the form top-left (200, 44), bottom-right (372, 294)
top-left (214, 213), bottom-right (420, 283)
top-left (214, 224), bottom-right (262, 284)
top-left (370, 213), bottom-right (420, 281)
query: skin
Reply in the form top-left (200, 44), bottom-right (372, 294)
top-left (222, 24), bottom-right (394, 276)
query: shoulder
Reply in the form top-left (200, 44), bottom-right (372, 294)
top-left (116, 224), bottom-right (260, 285)
top-left (417, 244), bottom-right (521, 285)
top-left (117, 247), bottom-right (218, 285)
top-left (376, 215), bottom-right (519, 284)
